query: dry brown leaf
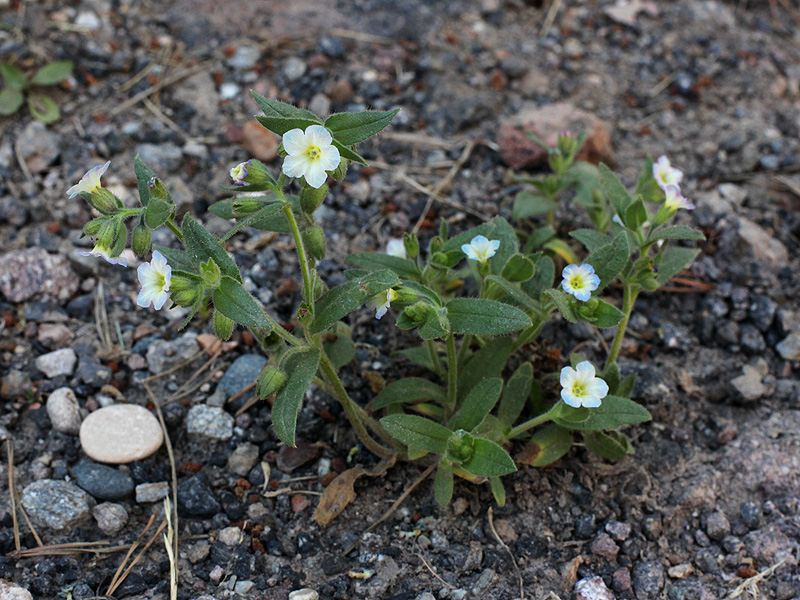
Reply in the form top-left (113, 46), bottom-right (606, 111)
top-left (313, 456), bottom-right (395, 526)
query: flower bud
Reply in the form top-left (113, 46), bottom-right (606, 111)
top-left (213, 309), bottom-right (235, 341)
top-left (132, 220), bottom-right (151, 257)
top-left (96, 218), bottom-right (118, 250)
top-left (429, 236), bottom-right (444, 254)
top-left (403, 232), bottom-right (419, 260)
top-left (90, 189), bottom-right (121, 214)
top-left (300, 183), bottom-right (328, 214)
top-left (229, 159), bottom-right (275, 187)
top-left (82, 218), bottom-right (106, 238)
top-left (232, 197), bottom-right (268, 214)
top-left (147, 177), bottom-right (170, 202)
top-left (111, 218), bottom-right (127, 257)
top-left (403, 301), bottom-right (433, 325)
top-left (445, 430), bottom-right (475, 464)
top-left (303, 226), bottom-right (326, 261)
top-left (200, 259), bottom-right (221, 287)
top-left (256, 365), bottom-right (287, 400)
top-left (640, 275), bottom-right (660, 291)
top-left (169, 273), bottom-right (201, 307)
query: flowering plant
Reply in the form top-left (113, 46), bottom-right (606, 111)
top-left (73, 95), bottom-right (703, 511)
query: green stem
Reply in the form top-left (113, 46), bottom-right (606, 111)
top-left (511, 317), bottom-right (546, 352)
top-left (318, 352), bottom-right (395, 458)
top-left (259, 314), bottom-right (304, 347)
top-left (456, 334), bottom-right (472, 368)
top-left (427, 339), bottom-right (445, 377)
top-left (274, 175), bottom-right (313, 308)
top-left (446, 334), bottom-right (458, 412)
top-left (605, 283), bottom-right (638, 370)
top-left (165, 216), bottom-right (183, 242)
top-left (508, 402), bottom-right (562, 439)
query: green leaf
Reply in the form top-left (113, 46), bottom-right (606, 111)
top-left (309, 269), bottom-right (399, 334)
top-left (498, 363), bottom-right (533, 428)
top-left (489, 476), bottom-right (506, 506)
top-left (0, 62), bottom-right (26, 89)
top-left (517, 424), bottom-right (573, 466)
top-left (543, 288), bottom-right (578, 323)
top-left (599, 163), bottom-right (633, 217)
top-left (513, 190), bottom-right (559, 220)
top-left (501, 254), bottom-right (535, 283)
top-left (208, 199), bottom-right (236, 220)
top-left (458, 337), bottom-right (512, 402)
top-left (450, 378), bottom-right (503, 432)
top-left (522, 253), bottom-right (555, 299)
top-left (624, 197), bottom-right (648, 230)
top-left (324, 109), bottom-right (400, 146)
top-left (322, 322), bottom-right (356, 370)
top-left (152, 246), bottom-right (196, 273)
top-left (654, 247), bottom-right (700, 286)
top-left (272, 349), bottom-right (321, 446)
top-left (542, 238), bottom-right (578, 264)
top-left (345, 252), bottom-right (421, 280)
top-left (578, 298), bottom-right (625, 328)
top-left (144, 198), bottom-right (173, 229)
top-left (212, 276), bottom-right (272, 329)
top-left (650, 226), bottom-right (705, 242)
top-left (446, 298), bottom-right (531, 335)
top-left (374, 378), bottom-right (447, 410)
top-left (331, 140), bottom-right (367, 165)
top-left (393, 344), bottom-right (437, 372)
top-left (134, 154), bottom-right (156, 207)
top-left (569, 229), bottom-right (609, 253)
top-left (27, 93), bottom-right (59, 124)
top-left (0, 88), bottom-right (24, 115)
top-left (523, 226), bottom-right (556, 252)
top-left (485, 275), bottom-right (538, 313)
top-left (554, 395), bottom-right (651, 431)
top-left (583, 430), bottom-right (632, 461)
top-left (251, 92), bottom-right (321, 121)
top-left (434, 461), bottom-right (454, 506)
top-left (381, 414), bottom-right (452, 454)
top-left (603, 362), bottom-right (621, 396)
top-left (181, 214), bottom-right (242, 282)
top-left (586, 231), bottom-right (630, 291)
top-left (617, 373), bottom-right (636, 398)
top-left (255, 115), bottom-right (321, 137)
top-left (31, 61), bottom-right (73, 85)
top-left (418, 307), bottom-right (450, 340)
top-left (460, 438), bottom-right (517, 477)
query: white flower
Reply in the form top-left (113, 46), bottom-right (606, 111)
top-left (461, 235), bottom-right (500, 262)
top-left (386, 238), bottom-right (407, 259)
top-left (137, 250), bottom-right (172, 310)
top-left (560, 361), bottom-right (609, 408)
top-left (374, 288), bottom-right (398, 320)
top-left (281, 125), bottom-right (341, 189)
top-left (653, 155), bottom-right (683, 191)
top-left (67, 161), bottom-right (111, 198)
top-left (663, 184), bottom-right (695, 211)
top-left (77, 242), bottom-right (127, 267)
top-left (561, 263), bottom-right (600, 302)
top-left (229, 160), bottom-right (250, 186)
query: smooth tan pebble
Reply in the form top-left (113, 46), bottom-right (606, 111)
top-left (80, 404), bottom-right (163, 464)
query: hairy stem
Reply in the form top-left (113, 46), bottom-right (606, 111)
top-left (427, 339), bottom-right (445, 377)
top-left (507, 402), bottom-right (562, 439)
top-left (446, 334), bottom-right (458, 413)
top-left (605, 283), bottom-right (638, 369)
top-left (165, 216), bottom-right (183, 242)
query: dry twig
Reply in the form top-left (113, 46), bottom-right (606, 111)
top-left (488, 507), bottom-right (525, 599)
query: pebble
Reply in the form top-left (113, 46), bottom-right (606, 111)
top-left (218, 354), bottom-right (267, 410)
top-left (228, 443), bottom-right (260, 476)
top-left (36, 348), bottom-right (78, 379)
top-left (46, 387), bottom-right (82, 435)
top-left (16, 121), bottom-right (60, 173)
top-left (135, 482), bottom-right (170, 503)
top-left (79, 404), bottom-right (164, 464)
top-left (667, 563), bottom-right (694, 579)
top-left (93, 502), bottom-right (128, 536)
top-left (776, 332), bottom-right (800, 360)
top-left (75, 353), bottom-right (112, 388)
top-left (289, 589), bottom-right (319, 600)
top-left (277, 442), bottom-right (320, 473)
top-left (731, 365), bottom-right (765, 402)
top-left (186, 540), bottom-right (210, 564)
top-left (135, 144), bottom-right (183, 173)
top-left (234, 581), bottom-right (255, 594)
top-left (219, 82), bottom-right (240, 100)
top-left (740, 501), bottom-right (762, 529)
top-left (20, 480), bottom-right (91, 530)
top-left (177, 474), bottom-right (221, 517)
top-left (37, 323), bottom-right (73, 348)
top-left (283, 56), bottom-right (307, 81)
top-left (605, 521), bottom-right (631, 541)
top-left (0, 580), bottom-right (33, 600)
top-left (72, 461), bottom-right (134, 501)
top-left (632, 561), bottom-right (665, 600)
top-left (574, 577), bottom-right (615, 600)
top-left (218, 526), bottom-right (242, 546)
top-left (0, 248), bottom-right (79, 304)
top-left (227, 46), bottom-right (260, 70)
top-left (704, 510), bottom-right (731, 541)
top-left (186, 405), bottom-right (234, 440)
top-left (590, 533), bottom-right (620, 559)
top-left (146, 334), bottom-right (199, 374)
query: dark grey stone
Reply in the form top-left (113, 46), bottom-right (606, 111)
top-left (218, 354), bottom-right (267, 411)
top-left (72, 461), bottom-right (134, 501)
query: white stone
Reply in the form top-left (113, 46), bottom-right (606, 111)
top-left (36, 348), bottom-right (77, 378)
top-left (289, 590), bottom-right (319, 600)
top-left (135, 481), bottom-right (170, 503)
top-left (93, 502), bottom-right (128, 536)
top-left (218, 526), bottom-right (243, 546)
top-left (80, 404), bottom-right (163, 464)
top-left (186, 405), bottom-right (233, 440)
top-left (0, 580), bottom-right (33, 600)
top-left (46, 387), bottom-right (82, 435)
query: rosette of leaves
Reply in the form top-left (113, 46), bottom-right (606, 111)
top-left (0, 60), bottom-right (73, 123)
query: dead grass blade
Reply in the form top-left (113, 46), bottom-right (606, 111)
top-left (488, 507), bottom-right (524, 600)
top-left (106, 513), bottom-right (166, 597)
top-left (6, 439), bottom-right (43, 548)
top-left (9, 541), bottom-right (130, 558)
top-left (725, 558), bottom-right (788, 600)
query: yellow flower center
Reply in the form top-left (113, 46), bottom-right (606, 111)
top-left (154, 273), bottom-right (166, 290)
top-left (571, 382), bottom-right (587, 397)
top-left (306, 146), bottom-right (321, 160)
top-left (570, 275), bottom-right (584, 289)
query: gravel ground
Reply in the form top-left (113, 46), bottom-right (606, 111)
top-left (1, 1), bottom-right (800, 599)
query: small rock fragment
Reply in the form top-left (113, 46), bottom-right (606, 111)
top-left (80, 404), bottom-right (164, 464)
top-left (0, 580), bottom-right (33, 600)
top-left (242, 121), bottom-right (279, 162)
top-left (228, 443), bottom-right (260, 476)
top-left (575, 576), bottom-right (615, 600)
top-left (705, 510), bottom-right (731, 541)
top-left (0, 249), bottom-right (79, 303)
top-left (46, 387), bottom-right (82, 434)
top-left (289, 590), bottom-right (319, 600)
top-left (72, 461), bottom-right (134, 500)
top-left (186, 405), bottom-right (234, 440)
top-left (36, 348), bottom-right (78, 379)
top-left (135, 482), bottom-right (170, 503)
top-left (20, 480), bottom-right (91, 530)
top-left (93, 502), bottom-right (128, 536)
top-left (776, 332), bottom-right (800, 361)
top-left (218, 526), bottom-right (242, 546)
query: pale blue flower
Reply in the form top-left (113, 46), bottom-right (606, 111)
top-left (461, 235), bottom-right (500, 262)
top-left (653, 155), bottom-right (683, 192)
top-left (136, 250), bottom-right (172, 310)
top-left (78, 242), bottom-right (127, 267)
top-left (386, 238), bottom-right (407, 259)
top-left (374, 288), bottom-right (398, 320)
top-left (560, 361), bottom-right (608, 408)
top-left (229, 160), bottom-right (250, 186)
top-left (67, 161), bottom-right (111, 198)
top-left (561, 263), bottom-right (600, 302)
top-left (663, 184), bottom-right (695, 211)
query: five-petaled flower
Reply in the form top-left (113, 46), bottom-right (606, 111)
top-left (386, 238), bottom-right (407, 259)
top-left (560, 361), bottom-right (609, 408)
top-left (663, 184), bottom-right (695, 212)
top-left (652, 155), bottom-right (683, 192)
top-left (67, 161), bottom-right (111, 199)
top-left (461, 235), bottom-right (500, 262)
top-left (78, 242), bottom-right (127, 267)
top-left (374, 288), bottom-right (398, 320)
top-left (281, 125), bottom-right (341, 189)
top-left (561, 263), bottom-right (600, 302)
top-left (229, 161), bottom-right (250, 186)
top-left (137, 250), bottom-right (172, 310)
